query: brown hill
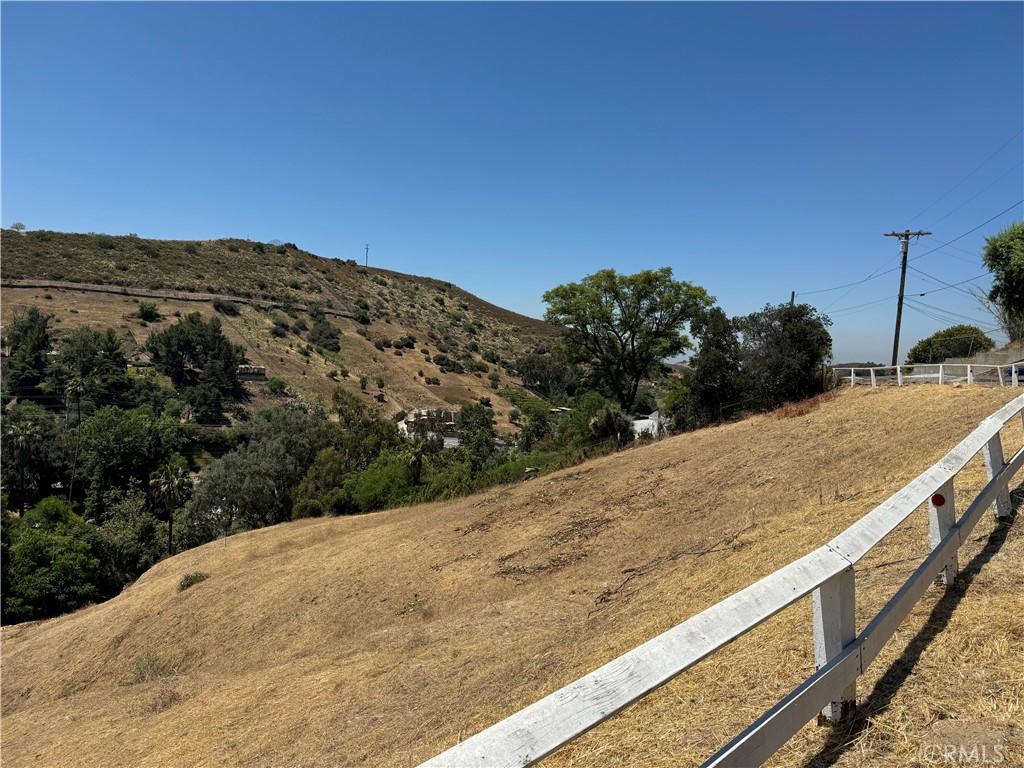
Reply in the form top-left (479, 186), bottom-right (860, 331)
top-left (0, 229), bottom-right (560, 426)
top-left (3, 385), bottom-right (1022, 767)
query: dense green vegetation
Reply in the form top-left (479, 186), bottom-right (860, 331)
top-left (2, 268), bottom-right (833, 625)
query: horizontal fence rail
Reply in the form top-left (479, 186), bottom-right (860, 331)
top-left (419, 395), bottom-right (1024, 768)
top-left (832, 361), bottom-right (1024, 389)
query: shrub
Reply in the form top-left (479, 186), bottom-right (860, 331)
top-left (213, 299), bottom-right (241, 316)
top-left (267, 377), bottom-right (288, 395)
top-left (375, 376), bottom-right (385, 389)
top-left (138, 301), bottom-right (160, 321)
top-left (355, 311), bottom-right (371, 325)
top-left (253, 242), bottom-right (266, 254)
top-left (177, 572), bottom-right (209, 592)
top-left (184, 241), bottom-right (200, 255)
top-left (94, 234), bottom-right (116, 249)
top-left (291, 499), bottom-right (324, 520)
top-left (359, 375), bottom-right (368, 391)
top-left (276, 245), bottom-right (288, 255)
top-left (227, 243), bottom-right (240, 252)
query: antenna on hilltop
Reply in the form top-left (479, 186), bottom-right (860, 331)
top-left (365, 243), bottom-right (369, 267)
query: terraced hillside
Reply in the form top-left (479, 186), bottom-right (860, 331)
top-left (2, 386), bottom-right (1022, 767)
top-left (1, 229), bottom-right (561, 424)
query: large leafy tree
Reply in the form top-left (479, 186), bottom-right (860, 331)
top-left (543, 268), bottom-right (712, 412)
top-left (737, 303), bottom-right (832, 410)
top-left (982, 221), bottom-right (1024, 342)
top-left (906, 325), bottom-right (995, 364)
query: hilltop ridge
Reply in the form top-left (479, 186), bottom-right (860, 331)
top-left (1, 229), bottom-right (561, 422)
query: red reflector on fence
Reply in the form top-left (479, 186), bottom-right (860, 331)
top-left (931, 493), bottom-right (946, 507)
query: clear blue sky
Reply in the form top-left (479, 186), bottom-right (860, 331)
top-left (3, 1), bottom-right (1022, 363)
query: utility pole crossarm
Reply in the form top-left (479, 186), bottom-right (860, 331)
top-left (885, 230), bottom-right (933, 367)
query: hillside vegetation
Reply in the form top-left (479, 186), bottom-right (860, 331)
top-left (3, 386), bottom-right (1022, 767)
top-left (1, 228), bottom-right (559, 421)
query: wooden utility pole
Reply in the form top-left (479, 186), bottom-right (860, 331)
top-left (790, 290), bottom-right (796, 306)
top-left (885, 230), bottom-right (931, 366)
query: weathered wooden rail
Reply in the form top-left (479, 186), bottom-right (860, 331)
top-left (833, 361), bottom-right (1024, 388)
top-left (419, 395), bottom-right (1023, 768)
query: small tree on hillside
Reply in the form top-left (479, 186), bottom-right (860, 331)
top-left (905, 325), bottom-right (995, 364)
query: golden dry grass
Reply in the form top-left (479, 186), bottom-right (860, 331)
top-left (2, 386), bottom-right (1023, 767)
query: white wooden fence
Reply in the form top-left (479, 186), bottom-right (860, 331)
top-left (833, 360), bottom-right (1024, 389)
top-left (419, 395), bottom-right (1023, 768)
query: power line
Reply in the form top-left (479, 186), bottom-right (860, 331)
top-left (902, 297), bottom-right (1003, 332)
top-left (826, 295), bottom-right (897, 316)
top-left (908, 128), bottom-right (1024, 224)
top-left (909, 199), bottom-right (1024, 262)
top-left (907, 267), bottom-right (988, 297)
top-left (927, 161), bottom-right (1024, 228)
top-left (797, 264), bottom-right (902, 296)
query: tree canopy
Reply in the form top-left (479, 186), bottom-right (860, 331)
top-left (905, 325), bottom-right (995, 364)
top-left (543, 268), bottom-right (712, 412)
top-left (982, 221), bottom-right (1024, 342)
top-left (736, 302), bottom-right (833, 410)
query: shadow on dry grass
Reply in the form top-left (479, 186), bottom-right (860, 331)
top-left (802, 488), bottom-right (1021, 768)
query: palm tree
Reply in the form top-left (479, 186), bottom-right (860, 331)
top-left (150, 458), bottom-right (192, 556)
top-left (403, 437), bottom-right (428, 485)
top-left (5, 420), bottom-right (41, 511)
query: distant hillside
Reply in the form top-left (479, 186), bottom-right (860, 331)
top-left (2, 386), bottom-right (1021, 767)
top-left (1, 229), bottom-right (561, 424)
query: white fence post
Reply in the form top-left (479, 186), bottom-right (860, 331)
top-left (1014, 367), bottom-right (1020, 388)
top-left (897, 366), bottom-right (903, 387)
top-left (929, 479), bottom-right (958, 585)
top-left (812, 567), bottom-right (856, 724)
top-left (850, 369), bottom-right (856, 388)
top-left (983, 434), bottom-right (1013, 520)
top-left (938, 365), bottom-right (945, 385)
top-left (870, 369), bottom-right (877, 388)
top-left (967, 365), bottom-right (973, 385)
top-left (999, 366), bottom-right (1005, 387)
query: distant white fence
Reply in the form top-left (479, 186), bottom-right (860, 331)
top-left (833, 360), bottom-right (1024, 389)
top-left (419, 395), bottom-right (1024, 768)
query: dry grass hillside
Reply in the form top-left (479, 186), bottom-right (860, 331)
top-left (1, 229), bottom-right (560, 426)
top-left (3, 386), bottom-right (1023, 768)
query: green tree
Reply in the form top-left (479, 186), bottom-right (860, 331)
top-left (737, 303), bottom-right (832, 410)
top-left (905, 325), bottom-right (995, 364)
top-left (10, 222), bottom-right (26, 232)
top-left (543, 268), bottom-right (712, 411)
top-left (589, 404), bottom-right (634, 449)
top-left (514, 346), bottom-right (580, 400)
top-left (2, 498), bottom-right (102, 623)
top-left (981, 221), bottom-right (1024, 342)
top-left (46, 327), bottom-right (129, 411)
top-left (458, 402), bottom-right (498, 470)
top-left (678, 306), bottom-right (743, 429)
top-left (147, 313), bottom-right (244, 392)
top-left (75, 406), bottom-right (159, 519)
top-left (2, 306), bottom-right (52, 390)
